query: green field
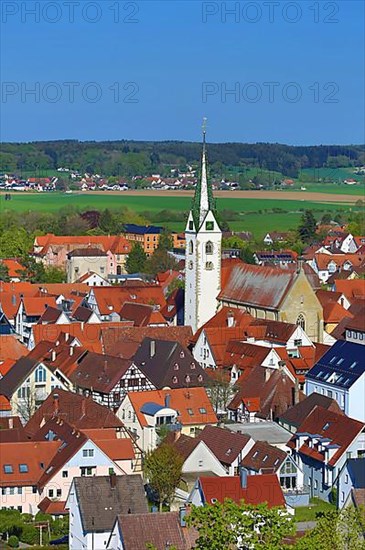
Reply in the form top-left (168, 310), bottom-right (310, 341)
top-left (1, 192), bottom-right (359, 238)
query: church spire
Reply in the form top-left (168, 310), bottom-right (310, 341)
top-left (192, 118), bottom-right (215, 229)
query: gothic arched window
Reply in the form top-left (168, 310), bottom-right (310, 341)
top-left (296, 314), bottom-right (306, 330)
top-left (188, 261), bottom-right (193, 270)
top-left (205, 241), bottom-right (213, 255)
top-left (188, 241), bottom-right (193, 255)
top-left (205, 261), bottom-right (214, 271)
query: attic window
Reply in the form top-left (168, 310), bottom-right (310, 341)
top-left (19, 464), bottom-right (28, 473)
top-left (329, 356), bottom-right (337, 364)
top-left (349, 362), bottom-right (357, 369)
top-left (174, 363), bottom-right (179, 371)
top-left (190, 363), bottom-right (196, 370)
top-left (323, 422), bottom-right (330, 431)
top-left (337, 358), bottom-right (344, 366)
top-left (226, 448), bottom-right (232, 456)
top-left (274, 458), bottom-right (280, 466)
top-left (4, 465), bottom-right (13, 474)
top-left (180, 351), bottom-right (185, 358)
top-left (252, 451), bottom-right (259, 458)
top-left (185, 375), bottom-right (191, 383)
top-left (172, 376), bottom-right (178, 384)
top-left (187, 408), bottom-right (193, 416)
top-left (199, 408), bottom-right (207, 414)
top-left (263, 455), bottom-right (268, 462)
top-left (197, 374), bottom-right (203, 382)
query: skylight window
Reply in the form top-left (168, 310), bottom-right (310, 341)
top-left (323, 422), bottom-right (330, 431)
top-left (349, 362), bottom-right (357, 369)
top-left (187, 408), bottom-right (193, 416)
top-left (263, 455), bottom-right (268, 462)
top-left (199, 408), bottom-right (207, 414)
top-left (329, 356), bottom-right (337, 364)
top-left (337, 358), bottom-right (344, 366)
top-left (253, 451), bottom-right (259, 458)
top-left (19, 464), bottom-right (28, 473)
top-left (4, 465), bottom-right (13, 474)
top-left (226, 448), bottom-right (232, 456)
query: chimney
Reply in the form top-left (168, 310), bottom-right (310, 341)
top-left (240, 467), bottom-right (248, 489)
top-left (150, 339), bottom-right (156, 358)
top-left (294, 378), bottom-right (300, 405)
top-left (226, 311), bottom-right (234, 328)
top-left (70, 346), bottom-right (74, 356)
top-left (81, 397), bottom-right (86, 418)
top-left (165, 394), bottom-right (171, 409)
top-left (53, 393), bottom-right (59, 415)
top-left (109, 469), bottom-right (117, 489)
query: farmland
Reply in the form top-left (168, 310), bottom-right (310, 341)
top-left (1, 190), bottom-right (362, 238)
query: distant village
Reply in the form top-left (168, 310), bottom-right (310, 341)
top-left (1, 162), bottom-right (364, 193)
top-left (0, 137), bottom-right (364, 549)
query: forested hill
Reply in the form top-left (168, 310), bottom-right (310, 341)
top-left (1, 140), bottom-right (364, 178)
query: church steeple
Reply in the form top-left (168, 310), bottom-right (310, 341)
top-left (192, 118), bottom-right (216, 229)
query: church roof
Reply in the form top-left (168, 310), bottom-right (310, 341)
top-left (218, 263), bottom-right (296, 310)
top-left (191, 123), bottom-right (217, 229)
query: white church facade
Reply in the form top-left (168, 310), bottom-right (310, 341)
top-left (184, 123), bottom-right (222, 333)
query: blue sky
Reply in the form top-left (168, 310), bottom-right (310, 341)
top-left (1, 0), bottom-right (364, 144)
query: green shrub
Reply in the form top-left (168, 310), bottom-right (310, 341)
top-left (8, 535), bottom-right (19, 548)
top-left (20, 524), bottom-right (39, 545)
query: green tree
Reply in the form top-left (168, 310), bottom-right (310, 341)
top-left (157, 230), bottom-right (173, 252)
top-left (187, 499), bottom-right (295, 550)
top-left (43, 266), bottom-right (66, 283)
top-left (144, 443), bottom-right (184, 512)
top-left (0, 262), bottom-right (10, 281)
top-left (295, 507), bottom-right (365, 550)
top-left (145, 249), bottom-right (178, 276)
top-left (8, 535), bottom-right (19, 548)
top-left (99, 208), bottom-right (119, 233)
top-left (239, 245), bottom-right (256, 264)
top-left (0, 228), bottom-right (32, 258)
top-left (297, 210), bottom-right (317, 243)
top-left (125, 243), bottom-right (147, 273)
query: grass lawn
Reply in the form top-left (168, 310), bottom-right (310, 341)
top-left (295, 497), bottom-right (336, 522)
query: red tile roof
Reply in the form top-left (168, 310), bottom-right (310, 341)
top-left (127, 388), bottom-right (217, 428)
top-left (198, 426), bottom-right (251, 465)
top-left (335, 279), bottom-right (365, 300)
top-left (0, 441), bottom-right (61, 487)
top-left (199, 473), bottom-right (285, 507)
top-left (0, 335), bottom-right (27, 362)
top-left (1, 259), bottom-right (24, 278)
top-left (241, 441), bottom-right (287, 472)
top-left (90, 286), bottom-right (166, 315)
top-left (38, 497), bottom-right (68, 516)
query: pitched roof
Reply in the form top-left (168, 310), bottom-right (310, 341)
top-left (120, 302), bottom-right (167, 326)
top-left (25, 389), bottom-right (123, 437)
top-left (241, 441), bottom-right (287, 472)
top-left (0, 335), bottom-right (27, 362)
top-left (38, 497), bottom-right (67, 516)
top-left (279, 392), bottom-right (344, 428)
top-left (1, 259), bottom-right (24, 278)
top-left (101, 326), bottom-right (193, 357)
top-left (116, 512), bottom-right (192, 550)
top-left (73, 474), bottom-right (148, 532)
top-left (69, 352), bottom-right (133, 393)
top-left (198, 473), bottom-right (285, 507)
top-left (21, 296), bottom-right (58, 317)
top-left (127, 388), bottom-right (217, 428)
top-left (89, 286), bottom-right (166, 316)
top-left (218, 263), bottom-right (296, 309)
top-left (306, 340), bottom-right (365, 388)
top-left (133, 338), bottom-right (207, 389)
top-left (0, 441), bottom-right (61, 487)
top-left (0, 355), bottom-right (43, 398)
top-left (198, 425), bottom-right (251, 465)
top-left (290, 406), bottom-right (365, 466)
top-left (37, 306), bottom-right (66, 324)
top-left (335, 279), bottom-right (365, 300)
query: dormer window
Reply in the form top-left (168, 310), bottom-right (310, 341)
top-left (174, 363), bottom-right (179, 371)
top-left (180, 351), bottom-right (185, 359)
top-left (190, 362), bottom-right (196, 370)
top-left (172, 376), bottom-right (178, 384)
top-left (185, 375), bottom-right (191, 383)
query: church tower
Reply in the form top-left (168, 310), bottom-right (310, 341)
top-left (184, 120), bottom-right (222, 333)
